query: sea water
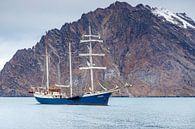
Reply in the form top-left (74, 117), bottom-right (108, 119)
top-left (0, 97), bottom-right (194, 129)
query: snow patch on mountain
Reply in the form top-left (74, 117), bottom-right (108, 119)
top-left (152, 8), bottom-right (195, 29)
top-left (176, 13), bottom-right (192, 22)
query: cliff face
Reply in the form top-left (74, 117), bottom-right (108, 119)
top-left (0, 1), bottom-right (195, 96)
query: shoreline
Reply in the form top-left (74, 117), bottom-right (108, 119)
top-left (1, 96), bottom-right (195, 98)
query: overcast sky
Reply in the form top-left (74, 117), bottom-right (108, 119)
top-left (0, 0), bottom-right (194, 70)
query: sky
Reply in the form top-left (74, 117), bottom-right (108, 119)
top-left (0, 0), bottom-right (195, 70)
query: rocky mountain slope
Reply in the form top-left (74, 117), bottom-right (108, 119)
top-left (0, 1), bottom-right (195, 96)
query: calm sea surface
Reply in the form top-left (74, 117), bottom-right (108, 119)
top-left (0, 97), bottom-right (194, 129)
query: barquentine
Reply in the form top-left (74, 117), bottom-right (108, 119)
top-left (31, 25), bottom-right (130, 105)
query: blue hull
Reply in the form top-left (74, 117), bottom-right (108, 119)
top-left (35, 92), bottom-right (112, 105)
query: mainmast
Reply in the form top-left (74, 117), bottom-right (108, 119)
top-left (79, 25), bottom-right (106, 93)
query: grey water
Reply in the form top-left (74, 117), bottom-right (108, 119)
top-left (0, 97), bottom-right (194, 129)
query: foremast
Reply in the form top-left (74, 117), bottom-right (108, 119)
top-left (79, 26), bottom-right (106, 93)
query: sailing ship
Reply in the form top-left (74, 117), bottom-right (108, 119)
top-left (32, 26), bottom-right (127, 105)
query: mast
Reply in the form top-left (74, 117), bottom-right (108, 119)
top-left (69, 42), bottom-right (73, 97)
top-left (45, 34), bottom-right (49, 89)
top-left (88, 26), bottom-right (94, 92)
top-left (79, 25), bottom-right (106, 93)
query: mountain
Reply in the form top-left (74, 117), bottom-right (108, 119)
top-left (0, 1), bottom-right (195, 96)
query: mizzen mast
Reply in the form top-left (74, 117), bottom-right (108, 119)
top-left (79, 26), bottom-right (106, 93)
